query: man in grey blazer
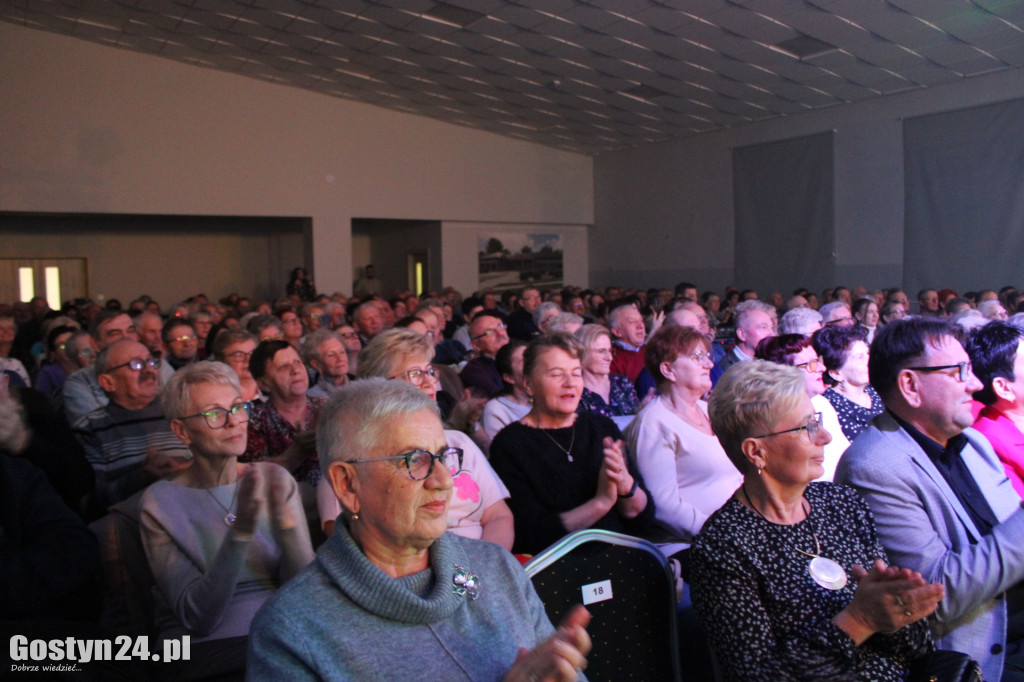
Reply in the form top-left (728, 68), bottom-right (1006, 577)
top-left (836, 318), bottom-right (1024, 681)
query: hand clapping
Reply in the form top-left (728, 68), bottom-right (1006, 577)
top-left (506, 605), bottom-right (591, 682)
top-left (600, 437), bottom-right (634, 498)
top-left (842, 559), bottom-right (944, 639)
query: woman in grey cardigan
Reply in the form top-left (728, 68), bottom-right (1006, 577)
top-left (248, 378), bottom-right (591, 681)
top-left (140, 362), bottom-right (313, 677)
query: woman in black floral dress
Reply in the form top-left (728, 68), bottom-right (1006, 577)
top-left (692, 360), bottom-right (942, 681)
top-left (814, 325), bottom-right (884, 441)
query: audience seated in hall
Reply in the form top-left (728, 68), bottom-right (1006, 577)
top-left (13, 269), bottom-right (1024, 679)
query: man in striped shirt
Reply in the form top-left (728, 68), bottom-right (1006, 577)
top-left (73, 338), bottom-right (190, 513)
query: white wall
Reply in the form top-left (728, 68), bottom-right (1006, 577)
top-left (0, 22), bottom-right (593, 299)
top-left (0, 216), bottom-right (304, 306)
top-left (593, 67), bottom-right (1024, 295)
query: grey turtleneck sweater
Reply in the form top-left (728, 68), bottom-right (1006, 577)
top-left (246, 523), bottom-right (562, 680)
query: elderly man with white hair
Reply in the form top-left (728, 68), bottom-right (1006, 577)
top-left (779, 307), bottom-right (823, 336)
top-left (952, 308), bottom-right (987, 333)
top-left (819, 301), bottom-right (855, 327)
top-left (980, 299), bottom-right (1009, 322)
top-left (544, 312), bottom-right (584, 335)
top-left (711, 300), bottom-right (776, 387)
top-left (532, 301), bottom-right (562, 334)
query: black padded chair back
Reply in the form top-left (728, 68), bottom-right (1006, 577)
top-left (525, 530), bottom-right (682, 682)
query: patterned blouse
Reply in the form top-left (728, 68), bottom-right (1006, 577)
top-left (824, 386), bottom-right (884, 441)
top-left (578, 374), bottom-right (639, 418)
top-left (692, 483), bottom-right (931, 681)
top-left (241, 397), bottom-right (325, 486)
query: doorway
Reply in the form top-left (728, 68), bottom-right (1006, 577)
top-left (0, 257), bottom-right (88, 308)
top-left (352, 219), bottom-right (441, 297)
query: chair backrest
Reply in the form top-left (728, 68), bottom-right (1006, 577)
top-left (525, 530), bottom-right (682, 682)
top-left (88, 490), bottom-right (156, 637)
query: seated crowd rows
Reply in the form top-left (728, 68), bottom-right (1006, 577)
top-left (6, 270), bottom-right (1024, 681)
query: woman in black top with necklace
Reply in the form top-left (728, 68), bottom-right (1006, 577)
top-left (489, 333), bottom-right (654, 555)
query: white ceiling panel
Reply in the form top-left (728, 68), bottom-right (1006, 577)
top-left (2, 0), bottom-right (1021, 156)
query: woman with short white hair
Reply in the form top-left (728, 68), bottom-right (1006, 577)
top-left (318, 329), bottom-right (514, 549)
top-left (248, 379), bottom-right (591, 680)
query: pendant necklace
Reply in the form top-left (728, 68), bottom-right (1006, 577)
top-left (742, 485), bottom-right (847, 591)
top-left (206, 483), bottom-right (241, 527)
top-left (669, 400), bottom-right (712, 434)
top-left (536, 419), bottom-right (577, 462)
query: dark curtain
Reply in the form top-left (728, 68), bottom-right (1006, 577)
top-left (904, 98), bottom-right (1024, 294)
top-left (733, 132), bottom-right (835, 294)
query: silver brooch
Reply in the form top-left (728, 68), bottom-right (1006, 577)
top-left (452, 564), bottom-right (480, 600)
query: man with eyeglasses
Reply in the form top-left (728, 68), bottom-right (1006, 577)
top-left (162, 318), bottom-right (199, 371)
top-left (836, 318), bottom-right (1024, 681)
top-left (819, 301), bottom-right (855, 328)
top-left (63, 310), bottom-right (152, 423)
top-left (72, 339), bottom-right (190, 513)
top-left (460, 311), bottom-right (510, 399)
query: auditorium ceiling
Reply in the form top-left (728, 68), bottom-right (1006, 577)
top-left (3, 0), bottom-right (1022, 155)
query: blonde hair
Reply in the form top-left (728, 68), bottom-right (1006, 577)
top-left (574, 324), bottom-right (611, 364)
top-left (356, 328), bottom-right (434, 379)
top-left (708, 360), bottom-right (806, 473)
top-left (161, 361), bottom-right (242, 421)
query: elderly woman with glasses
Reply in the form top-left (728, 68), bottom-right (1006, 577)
top-left (691, 360), bottom-right (942, 681)
top-left (814, 325), bottom-right (884, 441)
top-left (575, 323), bottom-right (639, 422)
top-left (249, 379), bottom-right (591, 680)
top-left (140, 362), bottom-right (313, 676)
top-left (624, 325), bottom-right (741, 571)
top-left (317, 328), bottom-right (514, 549)
top-left (276, 306), bottom-right (304, 350)
top-left (755, 334), bottom-right (850, 482)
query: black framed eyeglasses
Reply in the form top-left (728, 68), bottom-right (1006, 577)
top-left (182, 401), bottom-right (253, 428)
top-left (105, 357), bottom-right (161, 374)
top-left (754, 412), bottom-right (823, 440)
top-left (350, 447), bottom-right (463, 481)
top-left (906, 362), bottom-right (972, 383)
